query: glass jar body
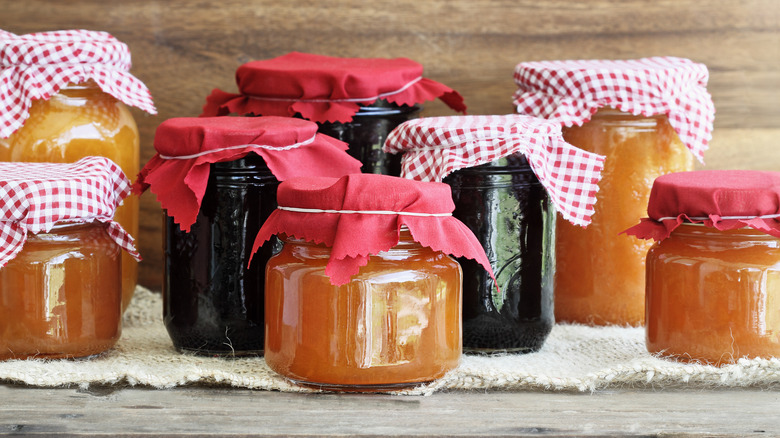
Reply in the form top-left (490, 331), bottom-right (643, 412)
top-left (555, 107), bottom-right (693, 325)
top-left (0, 81), bottom-right (140, 313)
top-left (264, 231), bottom-right (462, 391)
top-left (444, 154), bottom-right (554, 353)
top-left (315, 100), bottom-right (420, 176)
top-left (646, 224), bottom-right (780, 365)
top-left (0, 222), bottom-right (122, 360)
top-left (164, 155), bottom-right (279, 356)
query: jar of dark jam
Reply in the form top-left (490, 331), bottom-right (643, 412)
top-left (443, 153), bottom-right (555, 354)
top-left (314, 100), bottom-right (420, 176)
top-left (163, 154), bottom-right (279, 356)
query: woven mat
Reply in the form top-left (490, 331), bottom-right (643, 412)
top-left (2, 286), bottom-right (779, 395)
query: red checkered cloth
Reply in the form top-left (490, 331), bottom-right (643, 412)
top-left (383, 114), bottom-right (605, 227)
top-left (200, 52), bottom-right (466, 123)
top-left (0, 156), bottom-right (140, 268)
top-left (0, 29), bottom-right (156, 138)
top-left (512, 57), bottom-right (714, 163)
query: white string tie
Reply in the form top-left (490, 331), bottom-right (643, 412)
top-left (277, 206), bottom-right (451, 217)
top-left (158, 135), bottom-right (316, 160)
top-left (657, 213), bottom-right (780, 221)
top-left (248, 76), bottom-right (423, 103)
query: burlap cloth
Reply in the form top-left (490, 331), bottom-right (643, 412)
top-left (2, 286), bottom-right (779, 395)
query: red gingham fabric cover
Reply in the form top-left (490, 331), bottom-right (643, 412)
top-left (383, 114), bottom-right (606, 227)
top-left (200, 52), bottom-right (466, 123)
top-left (0, 156), bottom-right (140, 268)
top-left (134, 116), bottom-right (363, 232)
top-left (250, 174), bottom-right (495, 286)
top-left (0, 29), bottom-right (156, 138)
top-left (623, 170), bottom-right (780, 241)
top-left (512, 57), bottom-right (714, 163)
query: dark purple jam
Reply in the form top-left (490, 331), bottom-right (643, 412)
top-left (163, 154), bottom-right (279, 356)
top-left (443, 154), bottom-right (555, 354)
top-left (315, 99), bottom-right (420, 176)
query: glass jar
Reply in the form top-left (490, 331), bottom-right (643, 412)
top-left (163, 155), bottom-right (279, 356)
top-left (0, 222), bottom-right (122, 360)
top-left (646, 224), bottom-right (780, 365)
top-left (0, 80), bottom-right (140, 313)
top-left (315, 99), bottom-right (420, 176)
top-left (444, 154), bottom-right (555, 353)
top-left (555, 107), bottom-right (693, 325)
top-left (264, 228), bottom-right (462, 391)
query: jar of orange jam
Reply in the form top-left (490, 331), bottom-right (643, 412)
top-left (252, 174), bottom-right (495, 391)
top-left (625, 170), bottom-right (780, 365)
top-left (513, 57), bottom-right (714, 326)
top-left (0, 30), bottom-right (156, 313)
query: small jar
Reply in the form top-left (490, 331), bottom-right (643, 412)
top-left (164, 155), bottom-right (279, 356)
top-left (0, 223), bottom-right (122, 360)
top-left (444, 154), bottom-right (555, 353)
top-left (264, 228), bottom-right (462, 390)
top-left (646, 224), bottom-right (780, 365)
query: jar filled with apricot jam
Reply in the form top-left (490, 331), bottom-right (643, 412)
top-left (625, 170), bottom-right (780, 365)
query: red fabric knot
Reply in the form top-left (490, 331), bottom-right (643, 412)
top-left (383, 114), bottom-right (605, 227)
top-left (250, 174), bottom-right (496, 286)
top-left (0, 156), bottom-right (140, 268)
top-left (512, 57), bottom-right (714, 163)
top-left (133, 116), bottom-right (362, 232)
top-left (623, 170), bottom-right (780, 241)
top-left (200, 52), bottom-right (466, 123)
top-left (0, 28), bottom-right (156, 138)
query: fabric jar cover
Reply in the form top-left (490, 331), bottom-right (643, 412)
top-left (250, 173), bottom-right (495, 286)
top-left (383, 114), bottom-right (606, 227)
top-left (623, 170), bottom-right (780, 241)
top-left (0, 156), bottom-right (140, 268)
top-left (200, 52), bottom-right (467, 123)
top-left (0, 29), bottom-right (156, 138)
top-left (512, 56), bottom-right (714, 163)
top-left (134, 116), bottom-right (363, 232)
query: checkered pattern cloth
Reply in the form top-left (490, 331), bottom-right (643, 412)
top-left (512, 57), bottom-right (714, 163)
top-left (383, 114), bottom-right (605, 226)
top-left (0, 156), bottom-right (140, 268)
top-left (0, 29), bottom-right (156, 138)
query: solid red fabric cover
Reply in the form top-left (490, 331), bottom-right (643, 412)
top-left (250, 174), bottom-right (495, 286)
top-left (134, 116), bottom-right (362, 232)
top-left (623, 170), bottom-right (780, 241)
top-left (200, 52), bottom-right (466, 123)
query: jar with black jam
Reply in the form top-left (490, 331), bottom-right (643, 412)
top-left (315, 100), bottom-right (420, 176)
top-left (444, 154), bottom-right (555, 354)
top-left (163, 154), bottom-right (279, 356)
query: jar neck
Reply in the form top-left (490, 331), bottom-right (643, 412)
top-left (588, 106), bottom-right (667, 125)
top-left (354, 99), bottom-right (421, 118)
top-left (669, 222), bottom-right (780, 245)
top-left (282, 227), bottom-right (426, 257)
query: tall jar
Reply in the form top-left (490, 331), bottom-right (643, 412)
top-left (513, 57), bottom-right (714, 326)
top-left (444, 154), bottom-right (555, 353)
top-left (164, 155), bottom-right (278, 356)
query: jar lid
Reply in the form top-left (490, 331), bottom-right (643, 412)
top-left (250, 174), bottom-right (495, 286)
top-left (200, 52), bottom-right (466, 123)
top-left (623, 170), bottom-right (780, 241)
top-left (383, 114), bottom-right (605, 226)
top-left (0, 29), bottom-right (156, 138)
top-left (512, 57), bottom-right (714, 163)
top-left (134, 116), bottom-right (362, 232)
top-left (0, 156), bottom-right (140, 268)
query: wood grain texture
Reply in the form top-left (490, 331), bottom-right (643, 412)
top-left (2, 0), bottom-right (779, 289)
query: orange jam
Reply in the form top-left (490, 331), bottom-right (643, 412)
top-left (646, 224), bottom-right (780, 365)
top-left (555, 107), bottom-right (693, 326)
top-left (264, 230), bottom-right (462, 391)
top-left (0, 223), bottom-right (122, 360)
top-left (0, 80), bottom-right (140, 312)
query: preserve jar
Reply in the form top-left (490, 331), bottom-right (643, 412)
top-left (252, 174), bottom-right (494, 390)
top-left (384, 114), bottom-right (604, 353)
top-left (0, 29), bottom-right (156, 313)
top-left (625, 170), bottom-right (780, 365)
top-left (514, 57), bottom-right (715, 326)
top-left (0, 157), bottom-right (140, 360)
top-left (135, 116), bottom-right (361, 356)
top-left (201, 52), bottom-right (465, 176)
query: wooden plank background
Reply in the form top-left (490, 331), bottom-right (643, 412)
top-left (3, 0), bottom-right (780, 289)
